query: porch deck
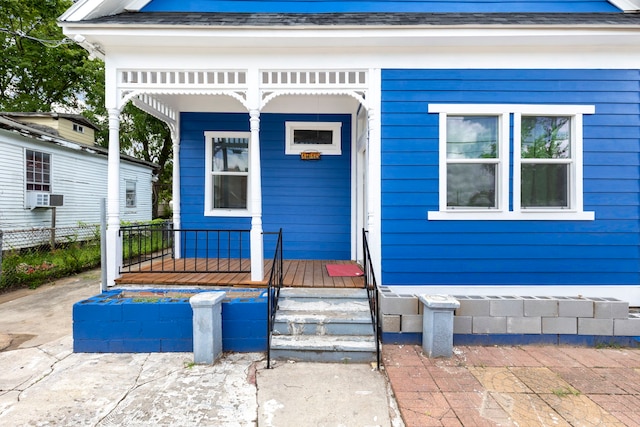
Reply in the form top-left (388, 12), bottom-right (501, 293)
top-left (115, 259), bottom-right (364, 288)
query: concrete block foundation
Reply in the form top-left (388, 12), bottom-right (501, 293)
top-left (380, 291), bottom-right (638, 348)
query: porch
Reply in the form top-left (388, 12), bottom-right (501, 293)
top-left (115, 259), bottom-right (364, 288)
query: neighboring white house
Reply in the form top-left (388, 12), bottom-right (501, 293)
top-left (0, 112), bottom-right (157, 240)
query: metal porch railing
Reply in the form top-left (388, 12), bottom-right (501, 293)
top-left (363, 229), bottom-right (381, 370)
top-left (119, 223), bottom-right (251, 274)
top-left (266, 228), bottom-right (284, 369)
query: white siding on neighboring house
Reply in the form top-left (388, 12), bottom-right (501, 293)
top-left (0, 128), bottom-right (155, 232)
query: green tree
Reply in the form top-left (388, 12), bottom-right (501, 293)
top-left (0, 0), bottom-right (96, 111)
top-left (84, 98), bottom-right (173, 219)
top-left (1, 0), bottom-right (173, 217)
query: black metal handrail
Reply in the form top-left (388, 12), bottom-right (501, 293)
top-left (363, 229), bottom-right (381, 370)
top-left (266, 228), bottom-right (284, 369)
top-left (119, 224), bottom-right (251, 274)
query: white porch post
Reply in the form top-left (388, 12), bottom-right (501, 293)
top-left (367, 68), bottom-right (383, 280)
top-left (106, 108), bottom-right (122, 287)
top-left (170, 123), bottom-right (182, 259)
top-left (249, 108), bottom-right (264, 281)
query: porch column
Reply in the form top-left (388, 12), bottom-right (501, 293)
top-left (367, 68), bottom-right (383, 280)
top-left (170, 124), bottom-right (182, 259)
top-left (106, 108), bottom-right (122, 287)
top-left (249, 109), bottom-right (264, 281)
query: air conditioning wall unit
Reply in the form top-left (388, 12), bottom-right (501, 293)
top-left (26, 192), bottom-right (64, 209)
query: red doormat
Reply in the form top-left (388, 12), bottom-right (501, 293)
top-left (326, 264), bottom-right (364, 277)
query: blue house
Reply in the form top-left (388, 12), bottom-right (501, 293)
top-left (59, 0), bottom-right (640, 311)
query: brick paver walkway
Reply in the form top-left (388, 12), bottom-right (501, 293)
top-left (383, 344), bottom-right (640, 426)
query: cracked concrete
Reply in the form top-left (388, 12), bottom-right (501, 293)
top-left (0, 270), bottom-right (402, 426)
top-left (0, 337), bottom-right (262, 426)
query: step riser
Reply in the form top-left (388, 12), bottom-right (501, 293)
top-left (277, 299), bottom-right (370, 312)
top-left (279, 288), bottom-right (368, 299)
top-left (270, 349), bottom-right (377, 364)
top-left (270, 288), bottom-right (376, 363)
top-left (273, 321), bottom-right (374, 336)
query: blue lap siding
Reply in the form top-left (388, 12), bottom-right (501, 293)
top-left (141, 0), bottom-right (620, 13)
top-left (381, 69), bottom-right (640, 288)
top-left (180, 112), bottom-right (352, 260)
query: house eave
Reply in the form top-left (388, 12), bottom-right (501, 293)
top-left (60, 25), bottom-right (640, 52)
top-left (0, 116), bottom-right (157, 170)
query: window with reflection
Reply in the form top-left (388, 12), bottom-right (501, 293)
top-left (428, 103), bottom-right (594, 221)
top-left (204, 132), bottom-right (251, 215)
top-left (520, 116), bottom-right (571, 208)
top-left (446, 116), bottom-right (499, 208)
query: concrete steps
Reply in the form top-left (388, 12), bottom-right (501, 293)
top-left (270, 288), bottom-right (377, 363)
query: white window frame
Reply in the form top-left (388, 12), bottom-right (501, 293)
top-left (204, 131), bottom-right (251, 217)
top-left (285, 121), bottom-right (342, 155)
top-left (72, 123), bottom-right (85, 133)
top-left (25, 149), bottom-right (52, 192)
top-left (428, 104), bottom-right (595, 221)
top-left (125, 180), bottom-right (137, 208)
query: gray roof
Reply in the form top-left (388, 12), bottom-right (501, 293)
top-left (75, 12), bottom-right (640, 27)
top-left (0, 115), bottom-right (157, 170)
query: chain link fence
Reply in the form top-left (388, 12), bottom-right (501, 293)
top-left (0, 224), bottom-right (101, 291)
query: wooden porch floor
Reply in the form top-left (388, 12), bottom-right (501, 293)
top-left (115, 258), bottom-right (364, 288)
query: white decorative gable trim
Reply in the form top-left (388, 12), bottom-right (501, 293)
top-left (125, 0), bottom-right (152, 11)
top-left (608, 0), bottom-right (640, 11)
top-left (60, 0), bottom-right (147, 22)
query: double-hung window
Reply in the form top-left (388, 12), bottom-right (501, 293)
top-left (204, 131), bottom-right (250, 216)
top-left (125, 180), bottom-right (137, 208)
top-left (429, 104), bottom-right (595, 220)
top-left (26, 149), bottom-right (51, 192)
top-left (445, 114), bottom-right (509, 210)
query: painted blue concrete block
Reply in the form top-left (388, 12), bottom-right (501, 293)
top-left (223, 320), bottom-right (266, 339)
top-left (72, 289), bottom-right (267, 353)
top-left (158, 302), bottom-right (192, 320)
top-left (223, 337), bottom-right (266, 352)
top-left (72, 321), bottom-right (95, 340)
top-left (159, 320), bottom-right (192, 339)
top-left (107, 340), bottom-right (129, 352)
top-left (381, 332), bottom-right (422, 345)
top-left (123, 303), bottom-right (160, 322)
top-left (141, 321), bottom-right (178, 339)
top-left (161, 338), bottom-right (193, 352)
top-left (115, 321), bottom-right (142, 339)
top-left (120, 339), bottom-right (162, 353)
top-left (74, 339), bottom-right (109, 353)
top-left (74, 301), bottom-right (122, 322)
top-left (74, 321), bottom-right (122, 341)
top-left (222, 300), bottom-right (266, 320)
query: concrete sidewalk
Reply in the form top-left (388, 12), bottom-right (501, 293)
top-left (0, 271), bottom-right (401, 426)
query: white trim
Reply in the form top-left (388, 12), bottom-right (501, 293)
top-left (429, 104), bottom-right (595, 221)
top-left (367, 68), bottom-right (383, 281)
top-left (125, 0), bottom-right (152, 12)
top-left (285, 121), bottom-right (342, 155)
top-left (438, 112), bottom-right (509, 212)
top-left (203, 131), bottom-right (251, 217)
top-left (350, 111), bottom-right (358, 260)
top-left (386, 285), bottom-right (640, 307)
top-left (429, 104), bottom-right (595, 115)
top-left (608, 0), bottom-right (640, 11)
top-left (428, 211), bottom-right (595, 220)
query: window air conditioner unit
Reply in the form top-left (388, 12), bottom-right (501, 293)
top-left (26, 192), bottom-right (64, 209)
